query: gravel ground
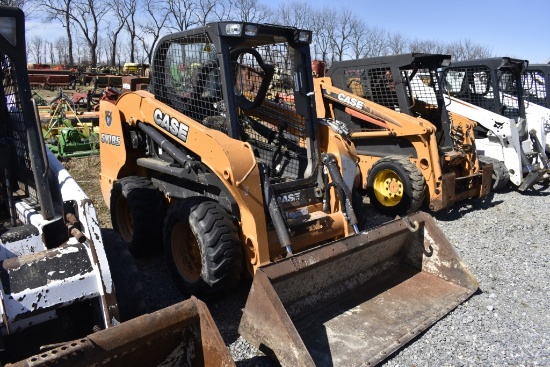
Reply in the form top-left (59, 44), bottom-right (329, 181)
top-left (133, 182), bottom-right (550, 367)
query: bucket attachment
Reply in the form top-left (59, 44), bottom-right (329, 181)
top-left (11, 297), bottom-right (235, 367)
top-left (239, 211), bottom-right (478, 366)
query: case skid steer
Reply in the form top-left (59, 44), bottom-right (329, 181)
top-left (441, 58), bottom-right (550, 191)
top-left (522, 64), bottom-right (550, 153)
top-left (0, 7), bottom-right (233, 367)
top-left (99, 21), bottom-right (478, 366)
top-left (315, 53), bottom-right (491, 216)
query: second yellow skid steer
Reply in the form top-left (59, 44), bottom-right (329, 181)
top-left (315, 54), bottom-right (492, 216)
top-left (98, 22), bottom-right (478, 365)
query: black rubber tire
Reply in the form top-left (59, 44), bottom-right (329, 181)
top-left (164, 197), bottom-right (242, 300)
top-left (478, 155), bottom-right (510, 190)
top-left (102, 230), bottom-right (147, 321)
top-left (366, 156), bottom-right (426, 216)
top-left (110, 176), bottom-right (165, 257)
top-left (352, 189), bottom-right (366, 227)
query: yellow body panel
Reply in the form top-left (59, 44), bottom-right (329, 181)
top-left (314, 77), bottom-right (488, 211)
top-left (99, 90), bottom-right (357, 273)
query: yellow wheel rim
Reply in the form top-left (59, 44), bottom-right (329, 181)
top-left (171, 221), bottom-right (202, 283)
top-left (373, 169), bottom-right (404, 207)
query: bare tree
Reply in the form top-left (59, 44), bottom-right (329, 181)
top-left (135, 46), bottom-right (147, 64)
top-left (362, 26), bottom-right (388, 58)
top-left (96, 36), bottom-right (108, 65)
top-left (69, 0), bottom-right (109, 67)
top-left (122, 0), bottom-right (140, 63)
top-left (329, 9), bottom-right (361, 62)
top-left (462, 38), bottom-right (492, 60)
top-left (445, 39), bottom-right (492, 61)
top-left (107, 1), bottom-right (129, 66)
top-left (348, 21), bottom-right (368, 59)
top-left (408, 38), bottom-right (447, 55)
top-left (209, 0), bottom-right (232, 20)
top-left (54, 37), bottom-right (68, 65)
top-left (194, 0), bottom-right (220, 25)
top-left (39, 0), bottom-right (75, 64)
top-left (73, 31), bottom-right (91, 65)
top-left (310, 8), bottom-right (334, 63)
top-left (46, 41), bottom-right (56, 64)
top-left (1, 0), bottom-right (37, 17)
top-left (116, 44), bottom-right (125, 69)
top-left (0, 0), bottom-right (25, 6)
top-left (276, 0), bottom-right (313, 29)
top-left (166, 0), bottom-right (198, 31)
top-left (386, 31), bottom-right (407, 55)
top-left (28, 35), bottom-right (43, 63)
top-left (101, 36), bottom-right (111, 65)
top-left (137, 0), bottom-right (169, 65)
top-left (228, 0), bottom-right (271, 23)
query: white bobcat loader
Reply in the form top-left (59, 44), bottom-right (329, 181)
top-left (0, 7), bottom-right (234, 366)
top-left (438, 57), bottom-right (549, 190)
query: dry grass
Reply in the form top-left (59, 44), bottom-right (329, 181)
top-left (62, 155), bottom-right (112, 229)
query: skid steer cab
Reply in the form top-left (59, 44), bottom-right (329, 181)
top-left (99, 21), bottom-right (478, 366)
top-left (523, 64), bottom-right (550, 110)
top-left (442, 57), bottom-right (550, 191)
top-left (522, 63), bottom-right (550, 154)
top-left (314, 53), bottom-right (491, 216)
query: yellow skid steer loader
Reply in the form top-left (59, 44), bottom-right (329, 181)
top-left (97, 22), bottom-right (478, 365)
top-left (316, 54), bottom-right (491, 216)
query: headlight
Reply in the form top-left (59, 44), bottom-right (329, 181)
top-left (225, 23), bottom-right (242, 36)
top-left (244, 24), bottom-right (258, 36)
top-left (294, 30), bottom-right (312, 44)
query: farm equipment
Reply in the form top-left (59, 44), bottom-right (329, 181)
top-left (315, 53), bottom-right (491, 215)
top-left (441, 57), bottom-right (550, 190)
top-left (0, 7), bottom-right (234, 366)
top-left (42, 89), bottom-right (100, 158)
top-left (99, 22), bottom-right (478, 365)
